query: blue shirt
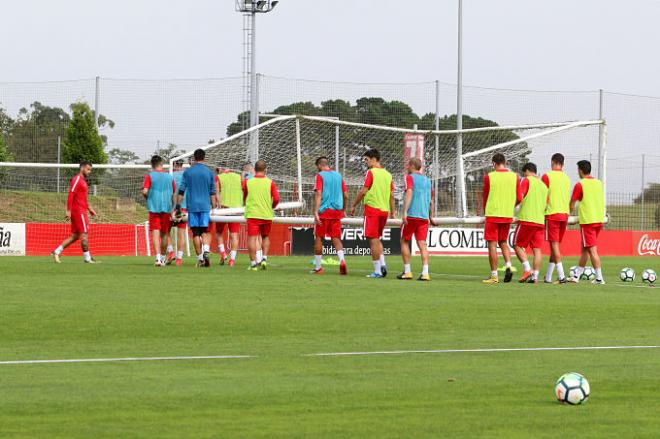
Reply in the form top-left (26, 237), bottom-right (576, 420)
top-left (179, 163), bottom-right (215, 213)
top-left (172, 171), bottom-right (187, 210)
top-left (406, 172), bottom-right (432, 219)
top-left (146, 171), bottom-right (174, 213)
top-left (318, 170), bottom-right (344, 213)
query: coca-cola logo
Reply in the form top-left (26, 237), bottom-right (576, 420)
top-left (638, 234), bottom-right (660, 256)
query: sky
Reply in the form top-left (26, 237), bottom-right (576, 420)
top-left (1, 0), bottom-right (659, 194)
top-left (1, 0), bottom-right (659, 95)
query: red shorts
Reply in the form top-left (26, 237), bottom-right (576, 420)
top-left (176, 208), bottom-right (187, 230)
top-left (216, 222), bottom-right (240, 234)
top-left (247, 218), bottom-right (272, 237)
top-left (545, 219), bottom-right (567, 243)
top-left (315, 218), bottom-right (342, 239)
top-left (71, 211), bottom-right (89, 234)
top-left (149, 212), bottom-right (171, 233)
top-left (513, 224), bottom-right (544, 249)
top-left (364, 215), bottom-right (388, 239)
top-left (401, 217), bottom-right (429, 241)
top-left (580, 224), bottom-right (602, 248)
top-left (484, 220), bottom-right (512, 242)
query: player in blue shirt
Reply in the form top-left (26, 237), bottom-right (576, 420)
top-left (398, 158), bottom-right (436, 281)
top-left (176, 149), bottom-right (217, 267)
top-left (169, 159), bottom-right (187, 266)
top-left (142, 155), bottom-right (176, 266)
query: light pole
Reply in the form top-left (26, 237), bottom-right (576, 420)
top-left (456, 0), bottom-right (467, 217)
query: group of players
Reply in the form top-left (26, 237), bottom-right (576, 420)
top-left (50, 148), bottom-right (606, 284)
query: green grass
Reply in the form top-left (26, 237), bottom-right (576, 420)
top-left (1, 255), bottom-right (660, 438)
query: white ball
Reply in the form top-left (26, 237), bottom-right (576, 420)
top-left (642, 269), bottom-right (657, 284)
top-left (619, 267), bottom-right (635, 282)
top-left (555, 372), bottom-right (590, 405)
top-left (569, 266), bottom-right (579, 279)
top-left (580, 267), bottom-right (596, 281)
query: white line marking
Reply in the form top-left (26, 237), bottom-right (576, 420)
top-left (0, 355), bottom-right (254, 366)
top-left (305, 345), bottom-right (660, 357)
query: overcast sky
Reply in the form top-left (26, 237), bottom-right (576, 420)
top-left (1, 0), bottom-right (660, 95)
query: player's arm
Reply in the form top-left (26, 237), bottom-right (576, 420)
top-left (389, 181), bottom-right (395, 219)
top-left (569, 183), bottom-right (582, 213)
top-left (429, 191), bottom-right (437, 226)
top-left (402, 188), bottom-right (412, 224)
top-left (342, 180), bottom-right (348, 214)
top-left (271, 181), bottom-right (280, 209)
top-left (87, 204), bottom-right (97, 217)
top-left (209, 175), bottom-right (217, 210)
top-left (171, 179), bottom-right (177, 209)
top-left (66, 176), bottom-right (77, 219)
top-left (482, 174), bottom-right (490, 213)
top-left (313, 190), bottom-right (322, 225)
top-left (515, 176), bottom-right (523, 205)
top-left (214, 178), bottom-right (221, 209)
top-left (350, 171), bottom-right (371, 215)
top-left (176, 172), bottom-right (187, 211)
top-left (141, 174), bottom-right (151, 199)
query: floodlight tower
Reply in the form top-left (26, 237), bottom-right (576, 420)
top-left (236, 0), bottom-right (279, 132)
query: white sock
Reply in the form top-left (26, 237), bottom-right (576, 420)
top-left (373, 260), bottom-right (381, 274)
top-left (230, 250), bottom-right (237, 260)
top-left (596, 268), bottom-right (603, 281)
top-left (83, 251), bottom-right (91, 262)
top-left (198, 253), bottom-right (204, 261)
top-left (337, 250), bottom-right (345, 262)
top-left (251, 260), bottom-right (257, 266)
top-left (54, 245), bottom-right (63, 255)
top-left (379, 254), bottom-right (386, 266)
top-left (156, 253), bottom-right (162, 263)
top-left (404, 264), bottom-right (411, 274)
top-left (505, 261), bottom-right (512, 269)
top-left (256, 250), bottom-right (263, 261)
top-left (314, 255), bottom-right (322, 270)
top-left (545, 262), bottom-right (556, 282)
top-left (576, 266), bottom-right (585, 277)
top-left (533, 270), bottom-right (539, 280)
top-left (422, 264), bottom-right (429, 275)
top-left (166, 245), bottom-right (174, 253)
top-left (219, 244), bottom-right (225, 253)
top-left (491, 270), bottom-right (498, 278)
top-left (202, 244), bottom-right (210, 253)
top-left (522, 261), bottom-right (531, 272)
top-left (176, 250), bottom-right (183, 259)
top-left (556, 263), bottom-right (565, 280)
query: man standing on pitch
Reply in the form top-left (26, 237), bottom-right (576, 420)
top-left (170, 159), bottom-right (187, 266)
top-left (243, 160), bottom-right (280, 271)
top-left (482, 153), bottom-right (521, 284)
top-left (311, 156), bottom-right (348, 275)
top-left (176, 149), bottom-right (216, 267)
top-left (51, 161), bottom-right (98, 263)
top-left (350, 148), bottom-right (395, 279)
top-left (541, 153), bottom-right (571, 283)
top-left (514, 163), bottom-right (548, 284)
top-left (142, 155), bottom-right (176, 267)
top-left (216, 166), bottom-right (243, 267)
top-left (398, 158), bottom-right (436, 281)
top-left (568, 160), bottom-right (606, 284)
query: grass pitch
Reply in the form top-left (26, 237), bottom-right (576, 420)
top-left (1, 255), bottom-right (660, 438)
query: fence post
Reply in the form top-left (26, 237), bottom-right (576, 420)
top-left (434, 80), bottom-right (440, 217)
top-left (56, 136), bottom-right (61, 193)
top-left (597, 89), bottom-right (604, 179)
top-left (94, 76), bottom-right (101, 127)
top-left (641, 153), bottom-right (646, 230)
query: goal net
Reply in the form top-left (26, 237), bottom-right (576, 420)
top-left (173, 115), bottom-right (605, 224)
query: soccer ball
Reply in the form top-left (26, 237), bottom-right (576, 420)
top-left (555, 372), bottom-right (590, 405)
top-left (641, 269), bottom-right (657, 284)
top-left (580, 267), bottom-right (596, 281)
top-left (569, 266), bottom-right (579, 279)
top-left (619, 267), bottom-right (635, 282)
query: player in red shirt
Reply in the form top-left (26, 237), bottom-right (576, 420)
top-left (51, 161), bottom-right (98, 263)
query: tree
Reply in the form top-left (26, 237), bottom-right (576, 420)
top-left (7, 102), bottom-right (70, 163)
top-left (62, 102), bottom-right (108, 165)
top-left (0, 132), bottom-right (13, 162)
top-left (108, 148), bottom-right (139, 165)
top-left (634, 183), bottom-right (660, 204)
top-left (151, 143), bottom-right (186, 161)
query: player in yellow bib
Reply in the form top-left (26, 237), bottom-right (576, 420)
top-left (350, 148), bottom-right (395, 278)
top-left (568, 160), bottom-right (606, 284)
top-left (541, 153), bottom-right (571, 284)
top-left (513, 163), bottom-right (548, 284)
top-left (215, 167), bottom-right (244, 267)
top-left (482, 153), bottom-right (521, 284)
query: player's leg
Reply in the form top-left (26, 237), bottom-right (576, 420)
top-left (228, 228), bottom-right (239, 267)
top-left (499, 223), bottom-right (513, 283)
top-left (398, 220), bottom-right (413, 279)
top-left (483, 221), bottom-right (499, 283)
top-left (259, 223), bottom-right (271, 270)
top-left (377, 216), bottom-right (388, 277)
top-left (531, 248), bottom-right (542, 283)
top-left (52, 232), bottom-right (80, 262)
top-left (175, 223), bottom-right (186, 266)
top-left (367, 237), bottom-right (382, 278)
top-left (256, 235), bottom-right (263, 263)
top-left (246, 219), bottom-right (259, 270)
top-left (80, 232), bottom-right (95, 263)
top-left (332, 236), bottom-right (347, 275)
top-left (513, 224), bottom-right (532, 283)
top-left (416, 239), bottom-right (430, 281)
top-left (216, 222), bottom-right (227, 265)
top-left (312, 234), bottom-right (324, 274)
